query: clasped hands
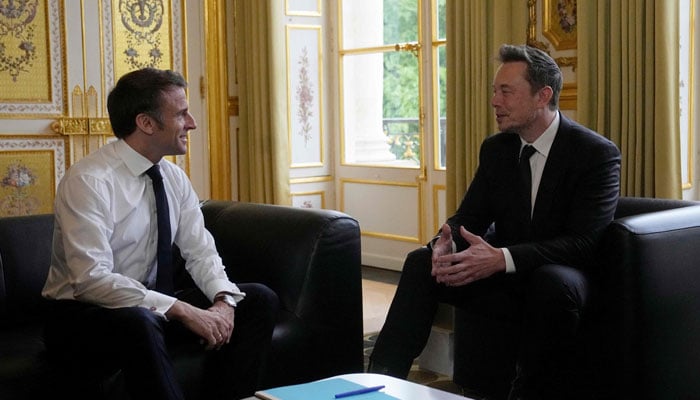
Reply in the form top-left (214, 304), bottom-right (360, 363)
top-left (167, 299), bottom-right (235, 351)
top-left (431, 224), bottom-right (506, 287)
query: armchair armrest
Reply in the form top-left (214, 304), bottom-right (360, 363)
top-left (601, 204), bottom-right (700, 399)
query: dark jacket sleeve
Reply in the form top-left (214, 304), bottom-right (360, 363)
top-left (444, 117), bottom-right (621, 273)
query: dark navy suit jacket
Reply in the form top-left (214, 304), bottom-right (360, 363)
top-left (446, 113), bottom-right (621, 273)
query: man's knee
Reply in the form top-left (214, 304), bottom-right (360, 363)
top-left (403, 246), bottom-right (433, 274)
top-left (112, 306), bottom-right (165, 338)
top-left (236, 283), bottom-right (279, 326)
top-left (239, 283), bottom-right (278, 307)
top-left (526, 264), bottom-right (589, 311)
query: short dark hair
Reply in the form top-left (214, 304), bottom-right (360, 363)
top-left (497, 44), bottom-right (562, 110)
top-left (107, 68), bottom-right (187, 138)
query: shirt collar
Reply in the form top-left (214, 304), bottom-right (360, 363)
top-left (114, 139), bottom-right (159, 176)
top-left (521, 111), bottom-right (560, 158)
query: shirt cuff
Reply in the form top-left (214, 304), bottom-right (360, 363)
top-left (143, 290), bottom-right (178, 318)
top-left (502, 248), bottom-right (516, 273)
top-left (208, 281), bottom-right (246, 304)
top-left (426, 235), bottom-right (457, 253)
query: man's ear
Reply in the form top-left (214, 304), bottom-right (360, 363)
top-left (135, 113), bottom-right (155, 135)
top-left (538, 86), bottom-right (554, 107)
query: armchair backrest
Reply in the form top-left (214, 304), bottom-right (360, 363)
top-left (199, 200), bottom-right (362, 319)
top-left (0, 214), bottom-right (54, 327)
top-left (614, 196), bottom-right (698, 219)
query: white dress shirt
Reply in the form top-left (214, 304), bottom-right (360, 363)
top-left (502, 112), bottom-right (560, 273)
top-left (42, 139), bottom-right (244, 317)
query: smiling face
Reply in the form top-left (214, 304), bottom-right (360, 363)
top-left (149, 86), bottom-right (196, 159)
top-left (491, 61), bottom-right (552, 141)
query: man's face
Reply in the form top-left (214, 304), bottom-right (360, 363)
top-left (151, 87), bottom-right (196, 157)
top-left (491, 61), bottom-right (542, 135)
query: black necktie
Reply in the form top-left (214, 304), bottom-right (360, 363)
top-left (519, 145), bottom-right (537, 220)
top-left (145, 165), bottom-right (174, 295)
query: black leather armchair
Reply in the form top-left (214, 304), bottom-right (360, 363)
top-left (451, 197), bottom-right (700, 400)
top-left (0, 200), bottom-right (364, 399)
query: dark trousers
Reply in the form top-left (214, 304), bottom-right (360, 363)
top-left (370, 247), bottom-right (589, 400)
top-left (44, 283), bottom-right (278, 400)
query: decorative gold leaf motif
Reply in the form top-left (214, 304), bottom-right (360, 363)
top-left (0, 0), bottom-right (39, 82)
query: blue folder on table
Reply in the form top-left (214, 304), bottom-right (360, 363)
top-left (255, 377), bottom-right (398, 400)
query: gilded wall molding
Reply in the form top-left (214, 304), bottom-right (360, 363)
top-left (527, 0), bottom-right (578, 109)
top-left (0, 0), bottom-right (65, 117)
top-left (204, 0), bottom-right (231, 200)
top-left (527, 0), bottom-right (578, 70)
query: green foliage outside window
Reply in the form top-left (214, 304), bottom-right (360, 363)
top-left (382, 0), bottom-right (446, 163)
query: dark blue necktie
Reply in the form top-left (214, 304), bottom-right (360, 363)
top-left (145, 165), bottom-right (174, 295)
top-left (519, 145), bottom-right (537, 221)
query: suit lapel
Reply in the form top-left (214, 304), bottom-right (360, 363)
top-left (531, 116), bottom-right (573, 224)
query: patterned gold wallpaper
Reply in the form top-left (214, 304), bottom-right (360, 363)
top-left (112, 0), bottom-right (174, 80)
top-left (0, 0), bottom-right (185, 215)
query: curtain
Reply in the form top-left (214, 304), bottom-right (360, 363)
top-left (578, 1), bottom-right (680, 198)
top-left (234, 0), bottom-right (290, 205)
top-left (445, 0), bottom-right (528, 214)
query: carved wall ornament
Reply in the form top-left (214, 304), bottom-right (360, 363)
top-left (527, 0), bottom-right (578, 70)
top-left (0, 136), bottom-right (68, 216)
top-left (543, 0), bottom-right (577, 50)
top-left (0, 0), bottom-right (63, 116)
top-left (0, 0), bottom-right (39, 82)
top-left (527, 0), bottom-right (578, 110)
top-left (118, 0), bottom-right (166, 69)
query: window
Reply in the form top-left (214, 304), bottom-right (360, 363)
top-left (339, 0), bottom-right (446, 169)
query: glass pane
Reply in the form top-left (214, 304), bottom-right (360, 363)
top-left (342, 0), bottom-right (418, 49)
top-left (436, 0), bottom-right (446, 40)
top-left (343, 52), bottom-right (420, 167)
top-left (436, 44), bottom-right (447, 168)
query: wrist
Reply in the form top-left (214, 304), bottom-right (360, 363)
top-left (214, 292), bottom-right (237, 308)
top-left (427, 235), bottom-right (441, 250)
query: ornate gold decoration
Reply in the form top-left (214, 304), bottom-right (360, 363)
top-left (559, 82), bottom-right (577, 110)
top-left (0, 135), bottom-right (68, 216)
top-left (395, 42), bottom-right (421, 58)
top-left (113, 0), bottom-right (173, 79)
top-left (542, 0), bottom-right (576, 50)
top-left (555, 56), bottom-right (577, 71)
top-left (54, 84), bottom-right (112, 135)
top-left (51, 118), bottom-right (89, 135)
top-left (0, 0), bottom-right (39, 82)
top-left (51, 117), bottom-right (112, 136)
top-left (71, 86), bottom-right (84, 117)
top-left (527, 0), bottom-right (578, 109)
top-left (527, 0), bottom-right (578, 71)
top-left (118, 0), bottom-right (165, 68)
top-left (228, 96), bottom-right (239, 116)
top-left (88, 118), bottom-right (113, 135)
top-left (527, 0), bottom-right (550, 51)
top-left (0, 0), bottom-right (63, 116)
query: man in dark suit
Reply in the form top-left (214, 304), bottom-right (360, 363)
top-left (368, 44), bottom-right (621, 400)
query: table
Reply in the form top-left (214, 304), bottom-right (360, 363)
top-left (245, 373), bottom-right (472, 400)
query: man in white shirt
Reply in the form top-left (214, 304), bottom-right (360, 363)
top-left (42, 68), bottom-right (278, 400)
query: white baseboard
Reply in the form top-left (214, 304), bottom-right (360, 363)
top-left (361, 252), bottom-right (404, 271)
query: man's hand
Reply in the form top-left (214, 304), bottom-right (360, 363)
top-left (165, 300), bottom-right (235, 350)
top-left (433, 226), bottom-right (506, 286)
top-left (431, 223), bottom-right (455, 277)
